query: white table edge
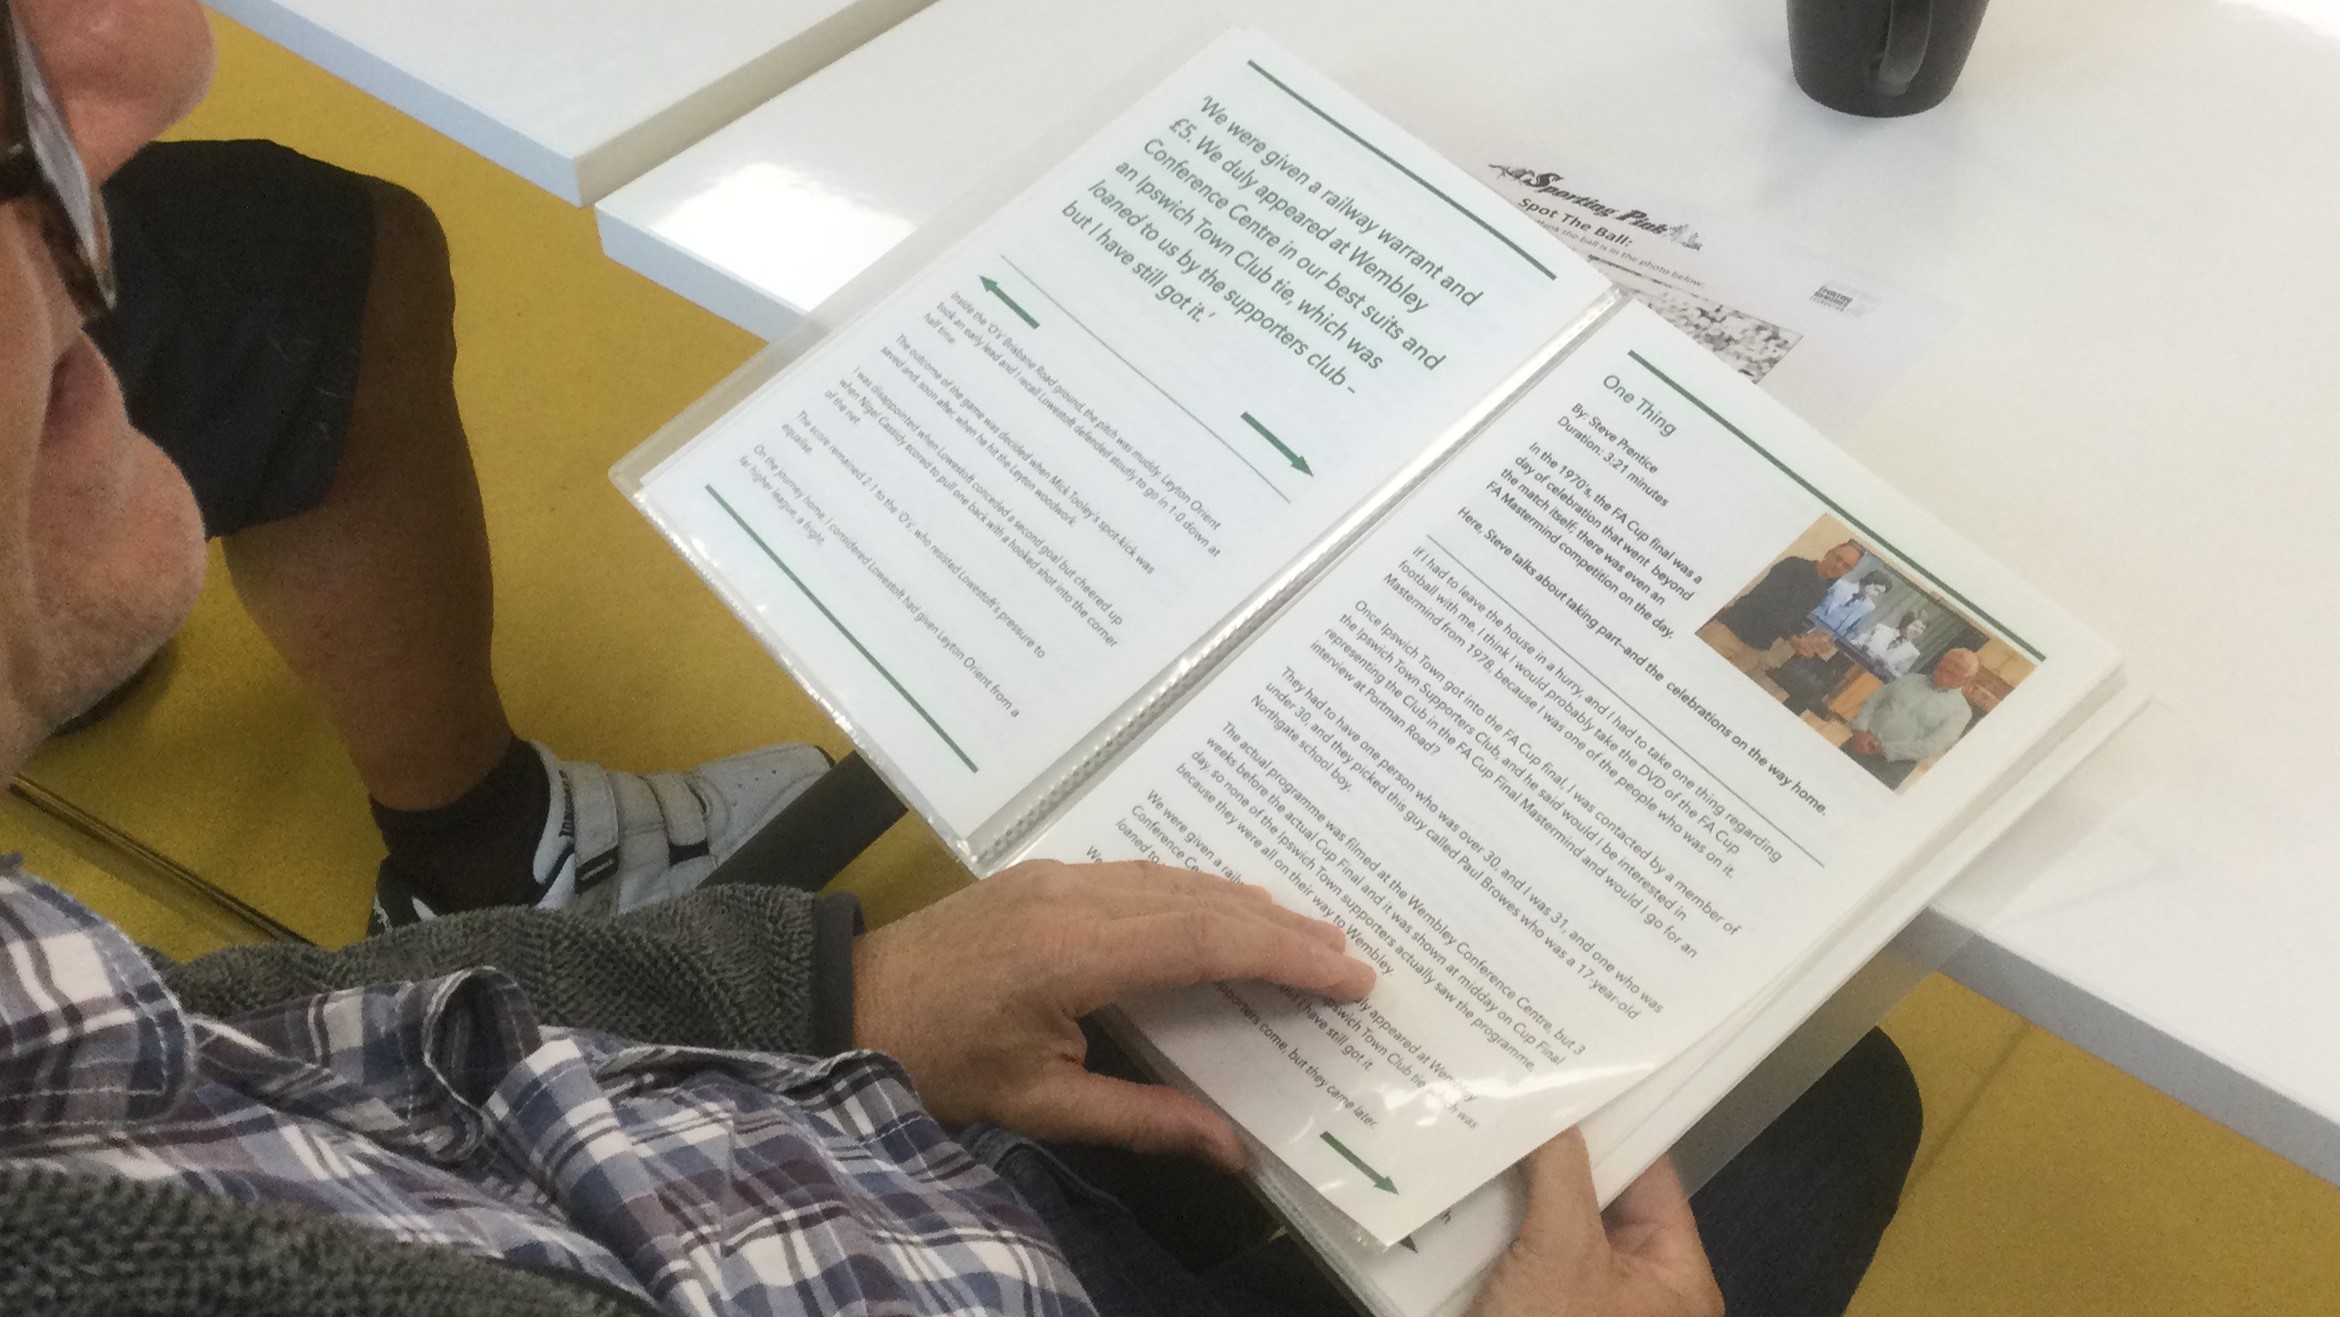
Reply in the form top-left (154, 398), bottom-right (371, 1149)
top-left (205, 0), bottom-right (584, 200)
top-left (595, 209), bottom-right (810, 340)
top-left (1943, 927), bottom-right (2340, 1185)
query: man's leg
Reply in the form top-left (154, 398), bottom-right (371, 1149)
top-left (218, 176), bottom-right (570, 918)
top-left (92, 141), bottom-right (829, 922)
top-left (95, 142), bottom-right (533, 908)
top-left (221, 178), bottom-right (513, 816)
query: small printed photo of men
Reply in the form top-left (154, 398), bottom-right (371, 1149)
top-left (1698, 516), bottom-right (2036, 793)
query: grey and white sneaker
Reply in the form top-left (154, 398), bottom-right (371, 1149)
top-left (368, 741), bottom-right (831, 933)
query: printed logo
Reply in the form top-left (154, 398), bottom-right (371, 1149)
top-left (1490, 166), bottom-right (1702, 249)
top-left (1809, 283), bottom-right (1880, 316)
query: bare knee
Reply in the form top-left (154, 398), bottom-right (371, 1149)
top-left (358, 177), bottom-right (456, 355)
top-left (329, 177), bottom-right (471, 481)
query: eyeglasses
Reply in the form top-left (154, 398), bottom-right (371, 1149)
top-left (0, 0), bottom-right (114, 318)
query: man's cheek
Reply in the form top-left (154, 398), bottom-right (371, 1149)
top-left (18, 0), bottom-right (217, 179)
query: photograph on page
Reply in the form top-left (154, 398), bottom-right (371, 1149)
top-left (1699, 516), bottom-right (2039, 794)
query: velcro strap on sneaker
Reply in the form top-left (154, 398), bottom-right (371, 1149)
top-left (561, 759), bottom-right (622, 878)
top-left (645, 772), bottom-right (714, 852)
top-left (606, 770), bottom-right (672, 884)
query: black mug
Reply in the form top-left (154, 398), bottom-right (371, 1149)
top-left (1787, 0), bottom-right (1991, 118)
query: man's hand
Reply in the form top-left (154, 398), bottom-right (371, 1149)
top-left (852, 859), bottom-right (1375, 1170)
top-left (1469, 1132), bottom-right (1722, 1317)
top-left (1846, 730), bottom-right (1882, 755)
top-left (1789, 629), bottom-right (1837, 659)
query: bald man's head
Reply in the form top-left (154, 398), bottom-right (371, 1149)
top-left (1818, 544), bottom-right (1862, 580)
top-left (1932, 648), bottom-right (1980, 689)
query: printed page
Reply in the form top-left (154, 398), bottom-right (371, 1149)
top-left (1025, 302), bottom-right (2116, 1243)
top-left (1476, 154), bottom-right (1956, 431)
top-left (634, 30), bottom-right (1609, 840)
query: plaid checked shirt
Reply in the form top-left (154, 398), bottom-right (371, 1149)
top-left (0, 862), bottom-right (1097, 1316)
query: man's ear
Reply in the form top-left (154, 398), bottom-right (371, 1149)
top-left (14, 0), bottom-right (215, 182)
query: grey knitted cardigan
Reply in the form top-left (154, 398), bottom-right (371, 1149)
top-left (0, 885), bottom-right (861, 1316)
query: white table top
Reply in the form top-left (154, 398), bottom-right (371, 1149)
top-left (204, 0), bottom-right (937, 203)
top-left (595, 0), bottom-right (2340, 1182)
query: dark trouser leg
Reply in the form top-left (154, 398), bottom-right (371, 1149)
top-left (1691, 1028), bottom-right (1924, 1317)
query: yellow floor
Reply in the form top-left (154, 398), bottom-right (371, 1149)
top-left (15, 15), bottom-right (2340, 1312)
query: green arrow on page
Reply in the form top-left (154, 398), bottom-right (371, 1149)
top-left (1320, 1131), bottom-right (1398, 1194)
top-left (1241, 412), bottom-right (1312, 475)
top-left (980, 276), bottom-right (1039, 328)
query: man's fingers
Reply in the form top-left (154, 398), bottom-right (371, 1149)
top-left (1079, 907), bottom-right (1376, 1007)
top-left (1074, 859), bottom-right (1264, 895)
top-left (1012, 1071), bottom-right (1248, 1171)
top-left (1516, 1135), bottom-right (1717, 1309)
top-left (1602, 1156), bottom-right (1712, 1276)
top-left (1515, 1129), bottom-right (1607, 1258)
top-left (1068, 862), bottom-right (1351, 953)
